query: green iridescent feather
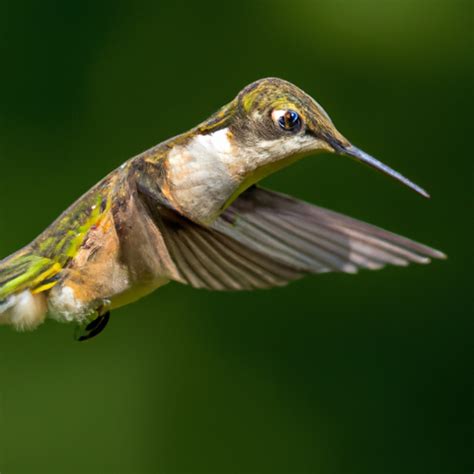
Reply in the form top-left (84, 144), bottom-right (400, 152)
top-left (0, 176), bottom-right (113, 302)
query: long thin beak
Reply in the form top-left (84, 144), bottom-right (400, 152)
top-left (336, 144), bottom-right (430, 198)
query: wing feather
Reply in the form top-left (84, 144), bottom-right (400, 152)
top-left (139, 185), bottom-right (444, 291)
top-left (214, 186), bottom-right (445, 274)
top-left (145, 202), bottom-right (303, 290)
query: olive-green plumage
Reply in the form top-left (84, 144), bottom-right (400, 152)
top-left (0, 78), bottom-right (445, 339)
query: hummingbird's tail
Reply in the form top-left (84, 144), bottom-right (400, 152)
top-left (0, 248), bottom-right (61, 330)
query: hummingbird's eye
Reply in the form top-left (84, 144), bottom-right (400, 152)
top-left (272, 109), bottom-right (302, 132)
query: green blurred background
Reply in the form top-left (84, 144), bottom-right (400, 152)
top-left (0, 1), bottom-right (472, 473)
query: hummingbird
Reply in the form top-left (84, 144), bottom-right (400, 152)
top-left (0, 78), bottom-right (445, 341)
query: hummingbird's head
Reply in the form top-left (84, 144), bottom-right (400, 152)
top-left (233, 76), bottom-right (346, 156)
top-left (200, 77), bottom-right (428, 198)
top-left (164, 77), bottom-right (428, 225)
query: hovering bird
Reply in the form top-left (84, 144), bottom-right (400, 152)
top-left (0, 78), bottom-right (445, 341)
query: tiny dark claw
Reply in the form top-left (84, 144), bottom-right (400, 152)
top-left (77, 311), bottom-right (110, 342)
top-left (85, 315), bottom-right (103, 331)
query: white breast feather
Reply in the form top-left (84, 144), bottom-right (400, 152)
top-left (166, 128), bottom-right (238, 223)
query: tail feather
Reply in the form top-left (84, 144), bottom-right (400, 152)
top-left (0, 248), bottom-right (61, 330)
top-left (0, 248), bottom-right (61, 301)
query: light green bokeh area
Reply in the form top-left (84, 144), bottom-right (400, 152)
top-left (0, 1), bottom-right (472, 473)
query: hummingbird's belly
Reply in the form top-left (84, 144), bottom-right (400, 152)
top-left (108, 277), bottom-right (169, 311)
top-left (48, 270), bottom-right (169, 323)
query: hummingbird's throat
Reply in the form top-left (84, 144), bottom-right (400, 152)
top-left (164, 128), bottom-right (241, 224)
top-left (164, 128), bottom-right (324, 225)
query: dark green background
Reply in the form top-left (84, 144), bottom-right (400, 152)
top-left (0, 1), bottom-right (472, 473)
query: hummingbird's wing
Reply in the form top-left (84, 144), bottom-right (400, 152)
top-left (215, 186), bottom-right (445, 272)
top-left (140, 198), bottom-right (304, 290)
top-left (143, 186), bottom-right (444, 291)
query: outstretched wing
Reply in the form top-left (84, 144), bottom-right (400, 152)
top-left (139, 197), bottom-right (304, 290)
top-left (141, 186), bottom-right (445, 291)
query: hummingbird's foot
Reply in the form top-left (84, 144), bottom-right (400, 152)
top-left (75, 311), bottom-right (110, 342)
